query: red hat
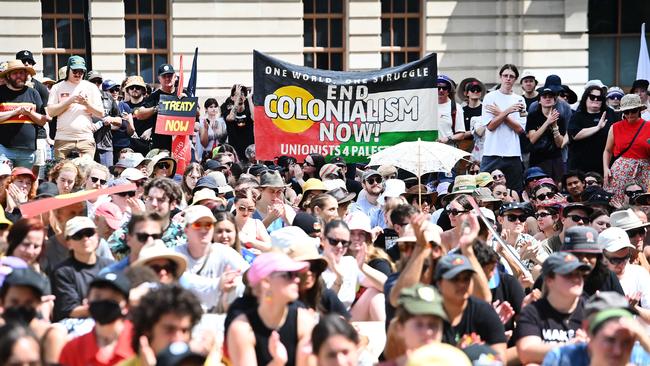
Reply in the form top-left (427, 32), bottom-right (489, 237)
top-left (94, 202), bottom-right (123, 230)
top-left (11, 167), bottom-right (35, 181)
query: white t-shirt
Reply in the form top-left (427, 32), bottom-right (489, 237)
top-left (619, 264), bottom-right (650, 309)
top-left (322, 256), bottom-right (365, 309)
top-left (437, 100), bottom-right (465, 139)
top-left (481, 89), bottom-right (526, 157)
top-left (48, 80), bottom-right (103, 140)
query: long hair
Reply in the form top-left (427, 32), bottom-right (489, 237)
top-left (578, 85), bottom-right (607, 114)
top-left (214, 210), bottom-right (241, 253)
top-left (0, 174), bottom-right (38, 208)
top-left (48, 160), bottom-right (83, 189)
top-left (6, 218), bottom-right (45, 261)
top-left (181, 163), bottom-right (203, 202)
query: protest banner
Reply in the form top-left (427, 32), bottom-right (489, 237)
top-left (253, 51), bottom-right (438, 162)
top-left (154, 94), bottom-right (198, 136)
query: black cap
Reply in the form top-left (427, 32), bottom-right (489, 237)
top-left (157, 63), bottom-right (175, 76)
top-left (2, 268), bottom-right (50, 297)
top-left (16, 50), bottom-right (35, 64)
top-left (435, 254), bottom-right (476, 281)
top-left (248, 164), bottom-right (269, 176)
top-left (203, 160), bottom-right (223, 171)
top-left (35, 182), bottom-right (59, 199)
top-left (330, 156), bottom-right (347, 167)
top-left (561, 226), bottom-right (602, 253)
top-left (542, 251), bottom-right (591, 276)
top-left (194, 176), bottom-right (218, 191)
top-left (630, 79), bottom-right (649, 94)
top-left (498, 202), bottom-right (532, 216)
top-left (90, 271), bottom-right (130, 299)
top-left (292, 212), bottom-right (321, 235)
top-left (562, 203), bottom-right (593, 217)
top-left (582, 186), bottom-right (613, 211)
top-left (156, 342), bottom-right (206, 366)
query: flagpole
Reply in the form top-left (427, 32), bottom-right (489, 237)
top-left (418, 138), bottom-right (422, 207)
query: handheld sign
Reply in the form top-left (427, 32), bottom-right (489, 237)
top-left (154, 95), bottom-right (198, 136)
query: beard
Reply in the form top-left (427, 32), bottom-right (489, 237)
top-left (7, 77), bottom-right (25, 89)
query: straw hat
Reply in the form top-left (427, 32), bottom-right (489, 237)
top-left (286, 240), bottom-right (328, 274)
top-left (0, 60), bottom-right (36, 79)
top-left (617, 94), bottom-right (648, 113)
top-left (132, 240), bottom-right (188, 278)
top-left (610, 208), bottom-right (650, 231)
top-left (149, 153), bottom-right (177, 178)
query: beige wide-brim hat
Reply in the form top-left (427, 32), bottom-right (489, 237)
top-left (610, 208), bottom-right (650, 231)
top-left (456, 77), bottom-right (486, 101)
top-left (0, 60), bottom-right (36, 79)
top-left (618, 94), bottom-right (648, 112)
top-left (124, 75), bottom-right (147, 90)
top-left (132, 240), bottom-right (188, 278)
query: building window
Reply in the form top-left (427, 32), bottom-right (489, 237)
top-left (588, 0), bottom-right (650, 88)
top-left (303, 0), bottom-right (345, 71)
top-left (380, 0), bottom-right (421, 68)
top-left (125, 0), bottom-right (169, 84)
top-left (41, 0), bottom-right (88, 79)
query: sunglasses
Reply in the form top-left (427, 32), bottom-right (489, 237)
top-left (155, 162), bottom-right (171, 170)
top-left (90, 176), bottom-right (107, 185)
top-left (587, 94), bottom-right (604, 102)
top-left (534, 212), bottom-right (552, 219)
top-left (536, 192), bottom-right (554, 201)
top-left (91, 79), bottom-right (102, 84)
top-left (466, 85), bottom-right (482, 93)
top-left (117, 191), bottom-right (136, 198)
top-left (365, 177), bottom-right (383, 185)
top-left (558, 92), bottom-right (568, 98)
top-left (386, 174), bottom-right (397, 179)
top-left (237, 206), bottom-right (256, 213)
top-left (585, 179), bottom-right (598, 186)
top-left (437, 85), bottom-right (450, 91)
top-left (568, 214), bottom-right (590, 223)
top-left (447, 207), bottom-right (470, 216)
top-left (608, 95), bottom-right (622, 100)
top-left (134, 179), bottom-right (146, 187)
top-left (109, 87), bottom-right (120, 93)
top-left (605, 254), bottom-right (631, 265)
top-left (71, 69), bottom-right (85, 75)
top-left (70, 228), bottom-right (96, 240)
top-left (623, 109), bottom-right (641, 115)
top-left (127, 86), bottom-right (144, 91)
top-left (505, 214), bottom-right (528, 223)
top-left (273, 271), bottom-right (301, 281)
top-left (625, 190), bottom-right (644, 198)
top-left (492, 173), bottom-right (504, 179)
top-left (628, 227), bottom-right (647, 237)
top-left (135, 232), bottom-right (163, 242)
top-left (150, 263), bottom-right (177, 274)
top-left (303, 161), bottom-right (314, 167)
top-left (326, 237), bottom-right (351, 248)
top-left (190, 221), bottom-right (214, 230)
top-left (469, 169), bottom-right (480, 175)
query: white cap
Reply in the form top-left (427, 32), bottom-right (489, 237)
top-left (270, 226), bottom-right (319, 250)
top-left (585, 79), bottom-right (606, 89)
top-left (323, 179), bottom-right (346, 191)
top-left (183, 205), bottom-right (215, 225)
top-left (207, 171), bottom-right (233, 194)
top-left (191, 188), bottom-right (218, 205)
top-left (479, 207), bottom-right (496, 223)
top-left (599, 227), bottom-right (635, 253)
top-left (0, 163), bottom-right (11, 176)
top-left (120, 167), bottom-right (146, 181)
top-left (436, 181), bottom-right (452, 196)
top-left (344, 211), bottom-right (372, 234)
top-left (520, 70), bottom-right (537, 82)
top-left (383, 179), bottom-right (406, 198)
top-left (65, 216), bottom-right (96, 237)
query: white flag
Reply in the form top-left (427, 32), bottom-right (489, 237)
top-left (637, 23), bottom-right (650, 81)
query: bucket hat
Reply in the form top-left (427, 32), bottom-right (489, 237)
top-left (617, 94), bottom-right (648, 112)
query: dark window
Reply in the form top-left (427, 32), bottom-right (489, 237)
top-left (588, 0), bottom-right (650, 88)
top-left (41, 0), bottom-right (88, 79)
top-left (303, 0), bottom-right (345, 71)
top-left (124, 0), bottom-right (169, 84)
top-left (380, 0), bottom-right (421, 68)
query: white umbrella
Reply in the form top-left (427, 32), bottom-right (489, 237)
top-left (368, 139), bottom-right (470, 205)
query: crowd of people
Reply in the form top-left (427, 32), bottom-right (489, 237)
top-left (0, 50), bottom-right (649, 366)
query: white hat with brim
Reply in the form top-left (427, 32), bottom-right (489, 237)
top-left (65, 216), bottom-right (96, 237)
top-left (610, 208), bottom-right (650, 231)
top-left (132, 240), bottom-right (188, 278)
top-left (617, 94), bottom-right (648, 113)
top-left (120, 167), bottom-right (147, 181)
top-left (184, 204), bottom-right (216, 224)
top-left (191, 188), bottom-right (219, 205)
top-left (599, 227), bottom-right (636, 253)
top-left (150, 154), bottom-right (177, 178)
top-left (0, 60), bottom-right (36, 79)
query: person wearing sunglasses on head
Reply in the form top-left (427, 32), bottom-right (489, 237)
top-left (603, 94), bottom-right (650, 204)
top-left (51, 216), bottom-right (115, 322)
top-left (320, 220), bottom-right (387, 313)
top-left (601, 227), bottom-right (650, 323)
top-left (174, 205), bottom-right (249, 312)
top-left (567, 85), bottom-right (615, 176)
top-left (226, 252), bottom-right (314, 366)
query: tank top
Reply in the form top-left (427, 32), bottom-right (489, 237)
top-left (247, 304), bottom-right (299, 366)
top-left (612, 118), bottom-right (650, 159)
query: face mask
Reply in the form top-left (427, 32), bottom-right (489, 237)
top-left (3, 306), bottom-right (37, 325)
top-left (88, 300), bottom-right (123, 325)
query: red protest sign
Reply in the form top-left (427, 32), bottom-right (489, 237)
top-left (154, 95), bottom-right (198, 136)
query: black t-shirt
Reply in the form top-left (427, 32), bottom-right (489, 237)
top-left (513, 297), bottom-right (585, 344)
top-left (368, 257), bottom-right (393, 276)
top-left (524, 95), bottom-right (540, 110)
top-left (374, 228), bottom-right (399, 262)
top-left (0, 85), bottom-right (43, 150)
top-left (442, 296), bottom-right (507, 346)
top-left (525, 106), bottom-right (566, 164)
top-left (384, 271), bottom-right (400, 330)
top-left (32, 79), bottom-right (49, 139)
top-left (221, 100), bottom-right (254, 159)
top-left (568, 109), bottom-right (616, 175)
top-left (319, 288), bottom-right (351, 319)
top-left (492, 271), bottom-right (525, 333)
top-left (462, 104), bottom-right (482, 133)
top-left (127, 99), bottom-right (149, 136)
top-left (144, 89), bottom-right (174, 150)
